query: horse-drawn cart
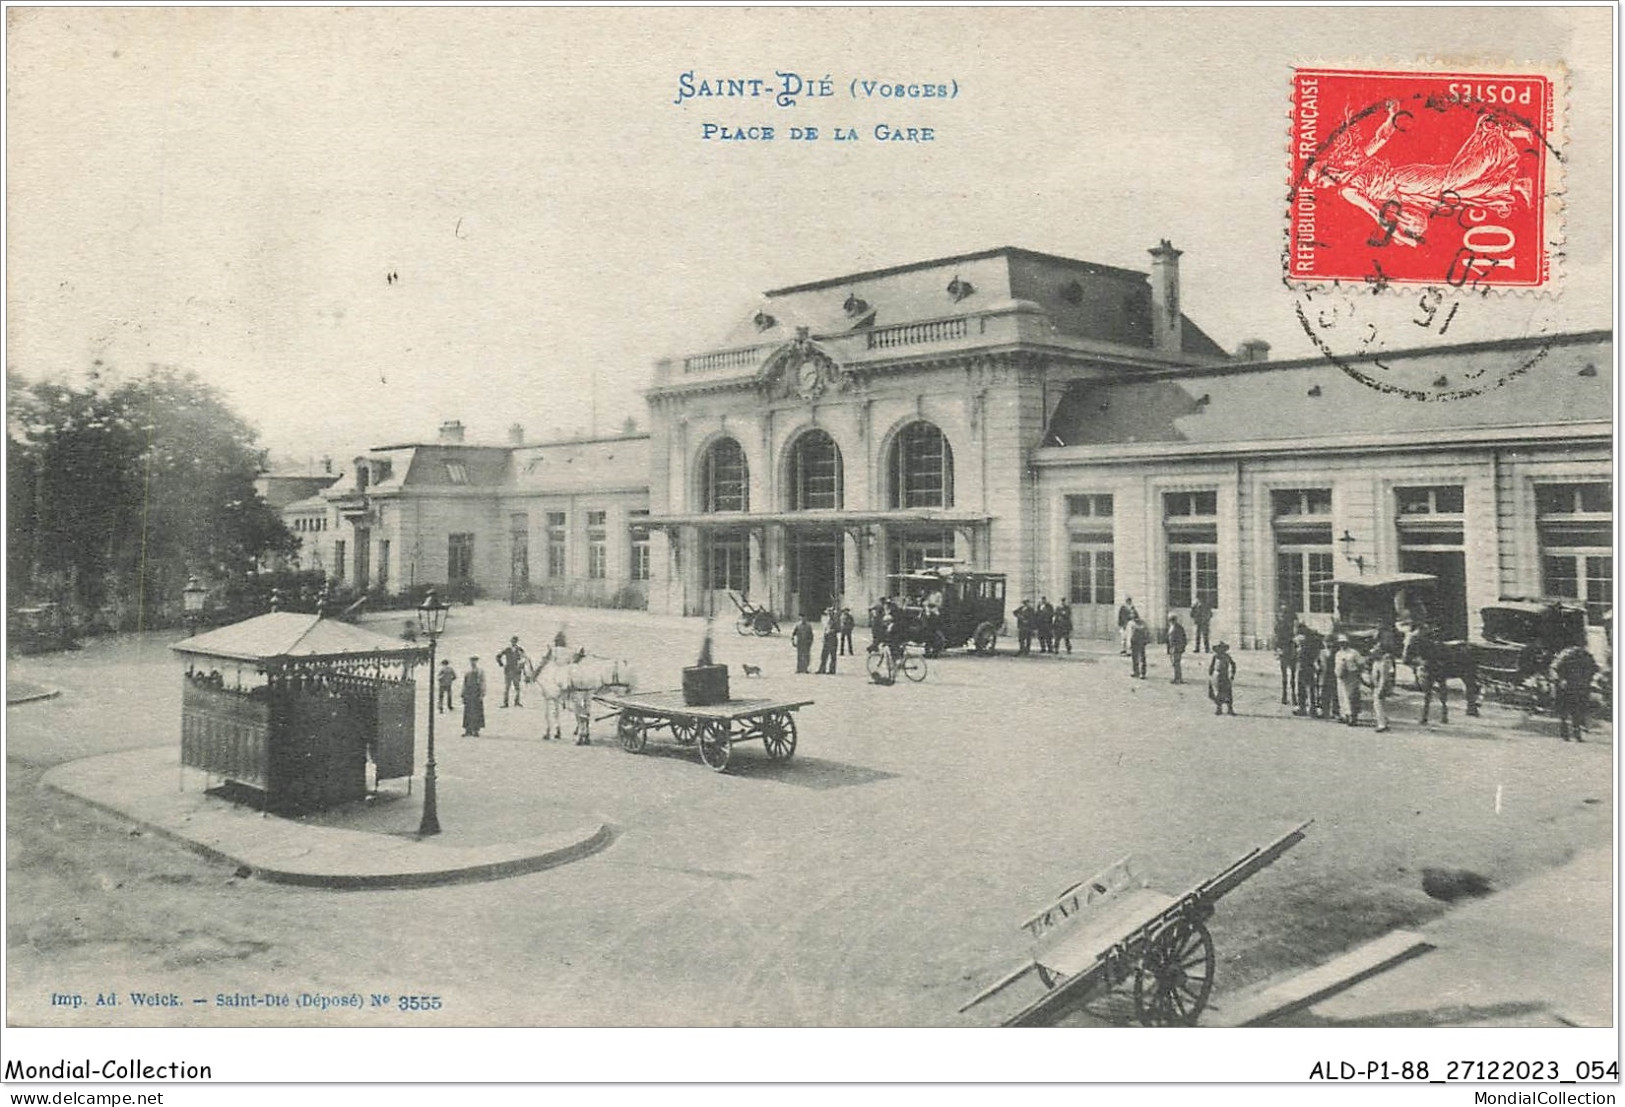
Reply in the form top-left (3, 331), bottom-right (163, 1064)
top-left (961, 820), bottom-right (1311, 1027)
top-left (594, 690), bottom-right (812, 772)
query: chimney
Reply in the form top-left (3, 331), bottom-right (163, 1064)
top-left (1235, 339), bottom-right (1272, 363)
top-left (508, 423), bottom-right (525, 445)
top-left (1147, 240), bottom-right (1183, 354)
top-left (437, 420), bottom-right (465, 444)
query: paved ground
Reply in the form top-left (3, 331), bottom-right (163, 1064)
top-left (5, 603), bottom-right (1613, 1027)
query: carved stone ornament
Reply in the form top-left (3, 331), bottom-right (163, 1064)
top-left (759, 332), bottom-right (846, 402)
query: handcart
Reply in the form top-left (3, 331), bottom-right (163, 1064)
top-left (594, 689), bottom-right (813, 772)
top-left (728, 592), bottom-right (781, 637)
top-left (960, 820), bottom-right (1312, 1026)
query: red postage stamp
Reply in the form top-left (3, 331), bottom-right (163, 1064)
top-left (1287, 66), bottom-right (1559, 289)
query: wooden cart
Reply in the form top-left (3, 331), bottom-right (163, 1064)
top-left (960, 820), bottom-right (1312, 1026)
top-left (594, 690), bottom-right (813, 772)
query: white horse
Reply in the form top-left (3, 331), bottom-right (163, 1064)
top-left (526, 648), bottom-right (633, 744)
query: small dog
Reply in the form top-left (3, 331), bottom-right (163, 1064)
top-left (741, 663), bottom-right (763, 678)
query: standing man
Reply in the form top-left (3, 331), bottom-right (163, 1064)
top-left (496, 635), bottom-right (528, 708)
top-left (1336, 641), bottom-right (1367, 726)
top-left (1293, 623), bottom-right (1321, 717)
top-left (817, 607), bottom-right (840, 675)
top-left (1549, 645), bottom-right (1599, 741)
top-left (838, 608), bottom-right (855, 656)
top-left (1369, 642), bottom-right (1397, 733)
top-left (792, 613), bottom-right (815, 674)
top-left (1129, 614), bottom-right (1151, 679)
top-left (1014, 599), bottom-right (1034, 656)
top-left (1053, 600), bottom-right (1073, 655)
top-left (436, 658), bottom-right (457, 714)
top-left (1036, 597), bottom-right (1055, 655)
top-left (1190, 597), bottom-right (1212, 654)
top-left (1166, 613), bottom-right (1188, 684)
top-left (461, 656), bottom-right (486, 737)
top-left (1117, 597), bottom-right (1135, 655)
top-left (1319, 636), bottom-right (1342, 721)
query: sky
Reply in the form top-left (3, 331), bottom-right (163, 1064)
top-left (6, 7), bottom-right (1613, 466)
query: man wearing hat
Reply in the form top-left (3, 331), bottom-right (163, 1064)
top-left (496, 635), bottom-right (529, 708)
top-left (436, 658), bottom-right (457, 713)
top-left (1165, 613), bottom-right (1188, 684)
top-left (1207, 641), bottom-right (1236, 715)
top-left (461, 656), bottom-right (486, 737)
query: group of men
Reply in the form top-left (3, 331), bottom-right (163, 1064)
top-left (433, 632), bottom-right (581, 738)
top-left (1271, 607), bottom-right (1399, 732)
top-left (791, 606), bottom-right (856, 674)
top-left (1011, 597), bottom-right (1073, 655)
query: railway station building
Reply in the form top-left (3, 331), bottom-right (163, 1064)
top-left (283, 244), bottom-right (1613, 649)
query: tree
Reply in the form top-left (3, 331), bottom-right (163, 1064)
top-left (8, 364), bottom-right (296, 627)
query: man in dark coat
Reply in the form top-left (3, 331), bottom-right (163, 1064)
top-left (1117, 598), bottom-right (1135, 654)
top-left (1550, 645), bottom-right (1599, 741)
top-left (792, 614), bottom-right (815, 674)
top-left (1165, 613), bottom-right (1188, 683)
top-left (1053, 601), bottom-right (1073, 654)
top-left (1129, 615), bottom-right (1151, 678)
top-left (1036, 597), bottom-right (1055, 654)
top-left (817, 607), bottom-right (840, 675)
top-left (1293, 624), bottom-right (1321, 717)
top-left (461, 656), bottom-right (486, 737)
top-left (436, 658), bottom-right (456, 713)
top-left (1190, 598), bottom-right (1212, 653)
top-left (838, 608), bottom-right (855, 655)
top-left (1014, 599), bottom-right (1035, 655)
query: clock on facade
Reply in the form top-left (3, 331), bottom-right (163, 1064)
top-left (797, 361), bottom-right (822, 397)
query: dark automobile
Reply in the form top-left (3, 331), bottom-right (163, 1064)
top-left (885, 564), bottom-right (1007, 656)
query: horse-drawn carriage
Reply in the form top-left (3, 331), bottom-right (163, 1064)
top-left (1471, 599), bottom-right (1605, 708)
top-left (884, 563), bottom-right (1008, 657)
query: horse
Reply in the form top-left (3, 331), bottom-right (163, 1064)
top-left (1275, 633), bottom-right (1297, 705)
top-left (1401, 624), bottom-right (1481, 724)
top-left (525, 648), bottom-right (633, 744)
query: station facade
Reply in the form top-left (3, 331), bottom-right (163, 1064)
top-left (281, 244), bottom-right (1613, 648)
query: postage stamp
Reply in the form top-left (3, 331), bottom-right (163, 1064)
top-left (1287, 66), bottom-right (1560, 290)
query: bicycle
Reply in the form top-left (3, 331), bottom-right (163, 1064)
top-left (866, 644), bottom-right (928, 685)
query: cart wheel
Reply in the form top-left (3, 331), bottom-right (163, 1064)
top-left (761, 712), bottom-right (798, 760)
top-left (617, 712), bottom-right (646, 753)
top-left (972, 621), bottom-right (1000, 656)
top-left (865, 651), bottom-right (887, 682)
top-left (1133, 917), bottom-right (1215, 1027)
top-left (737, 613), bottom-right (755, 637)
top-left (697, 719), bottom-right (732, 771)
top-left (900, 653), bottom-right (928, 683)
top-left (670, 718), bottom-right (697, 746)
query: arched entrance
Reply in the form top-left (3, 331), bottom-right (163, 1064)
top-left (785, 429), bottom-right (844, 617)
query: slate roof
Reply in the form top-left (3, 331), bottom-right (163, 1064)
top-left (708, 247), bottom-right (1228, 358)
top-left (171, 613), bottom-right (420, 662)
top-left (1044, 332), bottom-right (1611, 449)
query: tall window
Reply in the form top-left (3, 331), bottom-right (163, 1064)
top-left (333, 540), bottom-right (346, 583)
top-left (628, 510), bottom-right (651, 582)
top-left (890, 422), bottom-right (954, 509)
top-left (546, 512), bottom-right (567, 578)
top-left (1537, 481), bottom-right (1612, 622)
top-left (706, 534), bottom-right (749, 591)
top-left (701, 437), bottom-right (749, 512)
top-left (510, 513), bottom-right (530, 592)
top-left (789, 430), bottom-right (843, 510)
top-left (378, 540), bottom-right (391, 593)
top-left (1273, 488), bottom-right (1334, 614)
top-left (1067, 494), bottom-right (1115, 605)
top-left (1165, 490), bottom-right (1218, 610)
top-left (888, 528), bottom-right (956, 575)
top-left (447, 533), bottom-right (475, 584)
top-left (586, 510), bottom-right (608, 580)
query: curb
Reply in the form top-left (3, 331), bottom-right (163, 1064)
top-left (7, 684), bottom-right (62, 705)
top-left (41, 763), bottom-right (616, 891)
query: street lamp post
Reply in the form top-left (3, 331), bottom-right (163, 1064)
top-left (182, 576), bottom-right (206, 636)
top-left (417, 589), bottom-right (450, 837)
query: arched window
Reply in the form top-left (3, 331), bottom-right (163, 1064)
top-left (788, 430), bottom-right (843, 511)
top-left (700, 437), bottom-right (749, 513)
top-left (889, 422), bottom-right (954, 509)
